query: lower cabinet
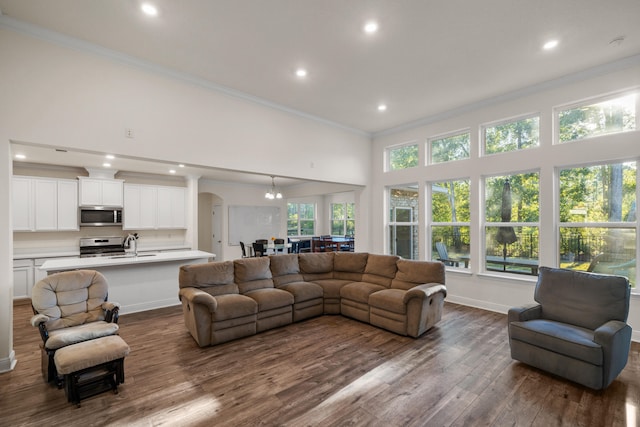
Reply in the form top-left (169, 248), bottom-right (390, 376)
top-left (13, 259), bottom-right (34, 299)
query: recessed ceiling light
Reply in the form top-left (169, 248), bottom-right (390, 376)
top-left (377, 104), bottom-right (387, 112)
top-left (169, 169), bottom-right (176, 174)
top-left (103, 162), bottom-right (111, 168)
top-left (295, 68), bottom-right (308, 78)
top-left (14, 154), bottom-right (26, 160)
top-left (364, 21), bottom-right (379, 34)
top-left (106, 154), bottom-right (115, 160)
top-left (178, 164), bottom-right (185, 168)
top-left (543, 39), bottom-right (559, 50)
top-left (141, 3), bottom-right (158, 16)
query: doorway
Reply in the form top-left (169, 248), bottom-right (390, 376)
top-left (198, 192), bottom-right (223, 259)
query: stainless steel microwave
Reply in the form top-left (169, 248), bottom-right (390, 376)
top-left (79, 207), bottom-right (123, 227)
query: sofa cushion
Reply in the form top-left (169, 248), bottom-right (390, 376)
top-left (341, 282), bottom-right (386, 304)
top-left (179, 261), bottom-right (239, 296)
top-left (211, 294), bottom-right (258, 320)
top-left (309, 279), bottom-right (353, 299)
top-left (369, 289), bottom-right (407, 314)
top-left (244, 288), bottom-right (294, 312)
top-left (270, 254), bottom-right (304, 286)
top-left (277, 281), bottom-right (323, 303)
top-left (234, 257), bottom-right (274, 293)
top-left (362, 254), bottom-right (399, 287)
top-left (510, 319), bottom-right (602, 365)
top-left (534, 267), bottom-right (630, 330)
top-left (391, 259), bottom-right (445, 290)
top-left (333, 252), bottom-right (368, 281)
top-left (299, 252), bottom-right (334, 280)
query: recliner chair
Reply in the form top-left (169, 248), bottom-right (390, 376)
top-left (30, 270), bottom-right (121, 385)
top-left (508, 266), bottom-right (631, 390)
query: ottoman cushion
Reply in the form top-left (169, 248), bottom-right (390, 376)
top-left (54, 335), bottom-right (130, 375)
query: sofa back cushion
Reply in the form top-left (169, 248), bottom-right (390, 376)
top-left (535, 266), bottom-right (630, 330)
top-left (333, 252), bottom-right (368, 281)
top-left (179, 261), bottom-right (238, 296)
top-left (362, 254), bottom-right (399, 287)
top-left (391, 259), bottom-right (445, 290)
top-left (299, 252), bottom-right (334, 281)
top-left (270, 254), bottom-right (304, 286)
top-left (234, 257), bottom-right (274, 293)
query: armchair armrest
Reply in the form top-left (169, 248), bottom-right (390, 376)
top-left (102, 301), bottom-right (121, 323)
top-left (30, 313), bottom-right (51, 343)
top-left (179, 287), bottom-right (218, 312)
top-left (30, 313), bottom-right (49, 328)
top-left (594, 320), bottom-right (632, 387)
top-left (404, 283), bottom-right (447, 303)
top-left (508, 303), bottom-right (541, 324)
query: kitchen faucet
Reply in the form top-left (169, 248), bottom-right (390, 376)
top-left (124, 233), bottom-right (139, 256)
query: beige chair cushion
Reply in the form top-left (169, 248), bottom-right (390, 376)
top-left (54, 335), bottom-right (130, 375)
top-left (391, 259), bottom-right (445, 290)
top-left (234, 257), bottom-right (274, 293)
top-left (362, 254), bottom-right (399, 287)
top-left (32, 270), bottom-right (109, 331)
top-left (45, 321), bottom-right (120, 350)
top-left (179, 261), bottom-right (238, 296)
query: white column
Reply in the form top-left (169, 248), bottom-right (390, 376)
top-left (185, 176), bottom-right (200, 250)
top-left (0, 139), bottom-right (16, 372)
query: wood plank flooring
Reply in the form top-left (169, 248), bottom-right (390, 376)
top-left (1, 300), bottom-right (639, 426)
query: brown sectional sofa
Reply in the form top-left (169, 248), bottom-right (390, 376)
top-left (178, 252), bottom-right (447, 347)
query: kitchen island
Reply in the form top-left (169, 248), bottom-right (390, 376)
top-left (40, 250), bottom-right (214, 314)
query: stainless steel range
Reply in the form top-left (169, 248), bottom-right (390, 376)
top-left (79, 236), bottom-right (125, 258)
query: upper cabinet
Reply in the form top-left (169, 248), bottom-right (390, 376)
top-left (123, 183), bottom-right (186, 230)
top-left (12, 177), bottom-right (79, 232)
top-left (78, 177), bottom-right (124, 207)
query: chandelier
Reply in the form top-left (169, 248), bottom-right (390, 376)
top-left (265, 176), bottom-right (283, 200)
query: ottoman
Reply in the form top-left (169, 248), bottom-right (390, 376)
top-left (54, 335), bottom-right (130, 406)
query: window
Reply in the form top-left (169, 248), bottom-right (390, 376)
top-left (389, 185), bottom-right (419, 259)
top-left (484, 116), bottom-right (539, 155)
top-left (484, 172), bottom-right (539, 275)
top-left (429, 131), bottom-right (470, 164)
top-left (287, 203), bottom-right (315, 236)
top-left (557, 93), bottom-right (636, 143)
top-left (558, 161), bottom-right (636, 287)
top-left (388, 143), bottom-right (419, 171)
top-left (430, 179), bottom-right (470, 268)
top-left (331, 202), bottom-right (355, 236)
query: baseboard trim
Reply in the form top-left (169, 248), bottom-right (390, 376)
top-left (0, 350), bottom-right (17, 373)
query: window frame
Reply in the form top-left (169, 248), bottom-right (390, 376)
top-left (330, 202), bottom-right (355, 236)
top-left (388, 184), bottom-right (419, 259)
top-left (481, 113), bottom-right (541, 157)
top-left (427, 129), bottom-right (471, 165)
top-left (386, 141), bottom-right (420, 172)
top-left (287, 202), bottom-right (316, 237)
top-left (553, 89), bottom-right (638, 145)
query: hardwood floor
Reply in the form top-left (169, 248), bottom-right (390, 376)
top-left (2, 300), bottom-right (639, 426)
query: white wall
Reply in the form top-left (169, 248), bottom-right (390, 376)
top-left (372, 61), bottom-right (640, 339)
top-left (0, 24), bottom-right (372, 372)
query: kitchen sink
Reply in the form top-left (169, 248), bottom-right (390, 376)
top-left (109, 253), bottom-right (157, 259)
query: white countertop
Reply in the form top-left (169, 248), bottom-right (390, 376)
top-left (39, 250), bottom-right (215, 272)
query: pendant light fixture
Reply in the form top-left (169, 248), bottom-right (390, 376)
top-left (265, 176), bottom-right (283, 200)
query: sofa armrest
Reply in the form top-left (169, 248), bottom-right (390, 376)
top-left (403, 283), bottom-right (447, 303)
top-left (508, 303), bottom-right (541, 324)
top-left (594, 320), bottom-right (632, 388)
top-left (179, 287), bottom-right (218, 312)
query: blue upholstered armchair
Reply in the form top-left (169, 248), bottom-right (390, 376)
top-left (508, 266), bottom-right (632, 390)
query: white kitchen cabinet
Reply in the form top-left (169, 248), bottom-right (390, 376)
top-left (79, 177), bottom-right (124, 207)
top-left (123, 183), bottom-right (186, 230)
top-left (13, 259), bottom-right (34, 299)
top-left (12, 177), bottom-right (79, 232)
top-left (12, 177), bottom-right (34, 231)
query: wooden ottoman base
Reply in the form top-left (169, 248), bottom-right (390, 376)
top-left (54, 335), bottom-right (130, 407)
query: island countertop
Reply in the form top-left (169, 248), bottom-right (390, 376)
top-left (38, 250), bottom-right (215, 314)
top-left (39, 250), bottom-right (215, 272)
